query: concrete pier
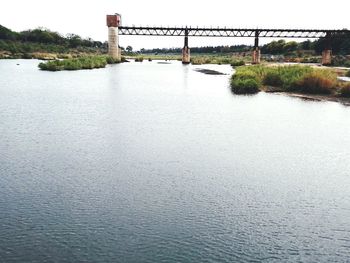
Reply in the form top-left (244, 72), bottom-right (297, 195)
top-left (322, 50), bottom-right (332, 65)
top-left (252, 31), bottom-right (260, 64)
top-left (182, 29), bottom-right (190, 64)
top-left (107, 14), bottom-right (122, 60)
top-left (321, 33), bottom-right (332, 66)
top-left (108, 27), bottom-right (121, 60)
top-left (252, 48), bottom-right (261, 64)
top-left (182, 46), bottom-right (190, 64)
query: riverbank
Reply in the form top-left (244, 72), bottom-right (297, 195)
top-left (266, 88), bottom-right (350, 106)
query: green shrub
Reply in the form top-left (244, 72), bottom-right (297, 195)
top-left (346, 70), bottom-right (350, 77)
top-left (296, 70), bottom-right (337, 94)
top-left (135, 57), bottom-right (144, 62)
top-left (340, 83), bottom-right (350, 97)
top-left (230, 68), bottom-right (261, 94)
top-left (38, 55), bottom-right (118, 71)
top-left (231, 78), bottom-right (260, 94)
top-left (231, 60), bottom-right (245, 67)
top-left (106, 56), bottom-right (120, 64)
top-left (38, 60), bottom-right (63, 71)
top-left (263, 72), bottom-right (283, 87)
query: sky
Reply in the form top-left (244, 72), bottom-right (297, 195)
top-left (1, 0), bottom-right (349, 50)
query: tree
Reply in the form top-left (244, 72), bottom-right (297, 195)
top-left (126, 45), bottom-right (133, 53)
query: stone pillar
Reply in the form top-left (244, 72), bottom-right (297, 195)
top-left (322, 50), bottom-right (332, 66)
top-left (107, 14), bottom-right (122, 60)
top-left (252, 31), bottom-right (260, 64)
top-left (108, 27), bottom-right (120, 60)
top-left (182, 29), bottom-right (190, 64)
top-left (252, 48), bottom-right (261, 64)
top-left (322, 32), bottom-right (332, 66)
top-left (182, 46), bottom-right (190, 64)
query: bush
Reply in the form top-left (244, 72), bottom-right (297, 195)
top-left (263, 72), bottom-right (283, 87)
top-left (135, 57), bottom-right (144, 62)
top-left (231, 60), bottom-right (245, 67)
top-left (346, 70), bottom-right (350, 77)
top-left (230, 70), bottom-right (261, 94)
top-left (106, 56), bottom-right (120, 64)
top-left (296, 70), bottom-right (337, 94)
top-left (38, 60), bottom-right (63, 71)
top-left (231, 78), bottom-right (260, 94)
top-left (340, 83), bottom-right (350, 97)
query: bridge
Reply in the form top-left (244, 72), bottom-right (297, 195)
top-left (106, 14), bottom-right (350, 65)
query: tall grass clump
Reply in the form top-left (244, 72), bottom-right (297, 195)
top-left (230, 60), bottom-right (245, 67)
top-left (135, 57), bottom-right (144, 62)
top-left (230, 67), bottom-right (261, 94)
top-left (340, 82), bottom-right (350, 97)
top-left (263, 71), bottom-right (283, 87)
top-left (296, 69), bottom-right (337, 94)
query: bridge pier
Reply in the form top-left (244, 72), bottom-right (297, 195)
top-left (252, 31), bottom-right (260, 64)
top-left (107, 14), bottom-right (122, 60)
top-left (182, 29), bottom-right (190, 64)
top-left (322, 32), bottom-right (332, 66)
top-left (322, 50), bottom-right (332, 65)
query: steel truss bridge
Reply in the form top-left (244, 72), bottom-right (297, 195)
top-left (118, 26), bottom-right (350, 39)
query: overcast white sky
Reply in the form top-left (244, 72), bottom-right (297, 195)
top-left (1, 0), bottom-right (349, 50)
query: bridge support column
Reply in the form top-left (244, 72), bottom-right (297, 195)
top-left (252, 31), bottom-right (260, 64)
top-left (182, 29), bottom-right (190, 64)
top-left (322, 50), bottom-right (332, 66)
top-left (252, 48), bottom-right (261, 64)
top-left (322, 32), bottom-right (332, 66)
top-left (107, 14), bottom-right (122, 60)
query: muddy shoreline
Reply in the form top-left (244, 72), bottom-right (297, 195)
top-left (267, 89), bottom-right (350, 106)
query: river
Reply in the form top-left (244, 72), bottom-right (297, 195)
top-left (1, 59), bottom-right (350, 262)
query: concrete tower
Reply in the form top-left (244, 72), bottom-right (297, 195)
top-left (106, 14), bottom-right (122, 60)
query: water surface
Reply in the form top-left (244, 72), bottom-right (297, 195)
top-left (1, 60), bottom-right (350, 262)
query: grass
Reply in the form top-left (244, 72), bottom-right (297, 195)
top-left (231, 69), bottom-right (261, 94)
top-left (38, 55), bottom-right (121, 71)
top-left (296, 70), bottom-right (337, 94)
top-left (230, 60), bottom-right (245, 67)
top-left (231, 65), bottom-right (339, 95)
top-left (127, 54), bottom-right (181, 61)
top-left (135, 57), bottom-right (144, 62)
top-left (340, 82), bottom-right (350, 97)
top-left (190, 55), bottom-right (247, 66)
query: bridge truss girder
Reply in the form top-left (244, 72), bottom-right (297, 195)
top-left (118, 26), bottom-right (350, 39)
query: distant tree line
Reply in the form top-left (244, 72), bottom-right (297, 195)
top-left (138, 32), bottom-right (350, 55)
top-left (0, 24), bottom-right (107, 54)
top-left (139, 45), bottom-right (252, 54)
top-left (0, 24), bottom-right (105, 48)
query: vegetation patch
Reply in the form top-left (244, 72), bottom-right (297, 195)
top-left (38, 56), bottom-right (121, 71)
top-left (230, 60), bottom-right (245, 67)
top-left (191, 56), bottom-right (247, 66)
top-left (296, 70), bottom-right (337, 94)
top-left (231, 69), bottom-right (261, 94)
top-left (346, 70), bottom-right (350, 77)
top-left (340, 83), bottom-right (350, 97)
top-left (135, 57), bottom-right (144, 62)
top-left (231, 65), bottom-right (340, 95)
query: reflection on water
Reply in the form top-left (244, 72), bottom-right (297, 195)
top-left (0, 59), bottom-right (350, 262)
